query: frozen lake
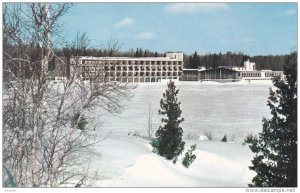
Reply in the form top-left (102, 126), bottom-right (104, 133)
top-left (99, 81), bottom-right (273, 143)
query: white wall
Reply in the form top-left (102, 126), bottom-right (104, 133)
top-left (166, 52), bottom-right (183, 60)
top-left (243, 60), bottom-right (255, 71)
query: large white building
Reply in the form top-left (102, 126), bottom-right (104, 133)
top-left (71, 52), bottom-right (184, 83)
top-left (184, 59), bottom-right (283, 82)
top-left (231, 59), bottom-right (256, 71)
top-left (70, 53), bottom-right (283, 83)
top-left (231, 59), bottom-right (283, 80)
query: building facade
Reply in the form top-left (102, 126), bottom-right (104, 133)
top-left (183, 59), bottom-right (283, 82)
top-left (70, 53), bottom-right (283, 83)
top-left (71, 52), bottom-right (184, 83)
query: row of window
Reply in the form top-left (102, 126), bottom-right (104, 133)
top-left (83, 66), bottom-right (183, 71)
top-left (265, 72), bottom-right (283, 77)
top-left (240, 72), bottom-right (262, 77)
top-left (82, 77), bottom-right (178, 82)
top-left (82, 71), bottom-right (182, 77)
top-left (239, 72), bottom-right (283, 77)
top-left (82, 60), bottom-right (183, 66)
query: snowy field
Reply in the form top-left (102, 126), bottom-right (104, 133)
top-left (85, 81), bottom-right (273, 187)
top-left (99, 80), bottom-right (272, 143)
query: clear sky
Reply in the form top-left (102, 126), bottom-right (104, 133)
top-left (60, 2), bottom-right (297, 56)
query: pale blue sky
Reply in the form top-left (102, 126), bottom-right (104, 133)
top-left (60, 2), bottom-right (297, 56)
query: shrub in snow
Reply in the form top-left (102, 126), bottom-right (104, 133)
top-left (182, 144), bottom-right (197, 168)
top-left (155, 80), bottom-right (185, 162)
top-left (150, 138), bottom-right (160, 153)
top-left (221, 134), bottom-right (227, 142)
top-left (3, 166), bottom-right (16, 187)
top-left (72, 113), bottom-right (88, 130)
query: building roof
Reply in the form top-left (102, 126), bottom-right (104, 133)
top-left (200, 67), bottom-right (238, 73)
top-left (183, 68), bottom-right (199, 71)
top-left (78, 56), bottom-right (182, 61)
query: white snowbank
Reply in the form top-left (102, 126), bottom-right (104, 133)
top-left (90, 135), bottom-right (255, 187)
top-left (198, 135), bottom-right (210, 141)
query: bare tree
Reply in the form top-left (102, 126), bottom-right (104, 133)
top-left (70, 32), bottom-right (91, 56)
top-left (147, 102), bottom-right (154, 138)
top-left (3, 3), bottom-right (134, 187)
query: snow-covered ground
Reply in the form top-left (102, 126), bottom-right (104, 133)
top-left (99, 81), bottom-right (272, 143)
top-left (82, 81), bottom-right (272, 187)
top-left (88, 135), bottom-right (255, 187)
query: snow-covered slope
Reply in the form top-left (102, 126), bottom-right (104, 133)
top-left (89, 135), bottom-right (255, 187)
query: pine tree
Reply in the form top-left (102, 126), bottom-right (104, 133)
top-left (192, 51), bottom-right (198, 69)
top-left (135, 48), bottom-right (139, 57)
top-left (155, 80), bottom-right (185, 162)
top-left (245, 52), bottom-right (297, 187)
top-left (221, 134), bottom-right (227, 142)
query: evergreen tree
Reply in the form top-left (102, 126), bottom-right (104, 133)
top-left (135, 48), bottom-right (139, 57)
top-left (182, 144), bottom-right (197, 168)
top-left (155, 80), bottom-right (185, 162)
top-left (245, 52), bottom-right (297, 187)
top-left (192, 51), bottom-right (197, 68)
top-left (221, 134), bottom-right (227, 142)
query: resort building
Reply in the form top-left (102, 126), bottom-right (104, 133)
top-left (70, 53), bottom-right (283, 83)
top-left (183, 59), bottom-right (283, 82)
top-left (70, 52), bottom-right (184, 83)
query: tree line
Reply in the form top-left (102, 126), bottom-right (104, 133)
top-left (55, 42), bottom-right (288, 71)
top-left (51, 31), bottom-right (288, 72)
top-left (185, 51), bottom-right (288, 71)
top-left (53, 33), bottom-right (165, 59)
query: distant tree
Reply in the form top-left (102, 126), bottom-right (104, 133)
top-left (192, 51), bottom-right (197, 68)
top-left (245, 52), bottom-right (297, 187)
top-left (147, 102), bottom-right (154, 138)
top-left (221, 134), bottom-right (227, 142)
top-left (139, 48), bottom-right (143, 57)
top-left (71, 32), bottom-right (90, 56)
top-left (155, 81), bottom-right (185, 162)
top-left (72, 113), bottom-right (88, 130)
top-left (187, 55), bottom-right (193, 68)
top-left (154, 52), bottom-right (158, 57)
top-left (108, 48), bottom-right (113, 56)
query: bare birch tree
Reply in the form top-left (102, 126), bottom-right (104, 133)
top-left (3, 3), bottom-right (134, 187)
top-left (147, 102), bottom-right (154, 138)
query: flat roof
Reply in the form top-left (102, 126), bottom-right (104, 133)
top-left (183, 68), bottom-right (198, 71)
top-left (78, 56), bottom-right (182, 61)
top-left (199, 67), bottom-right (238, 72)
